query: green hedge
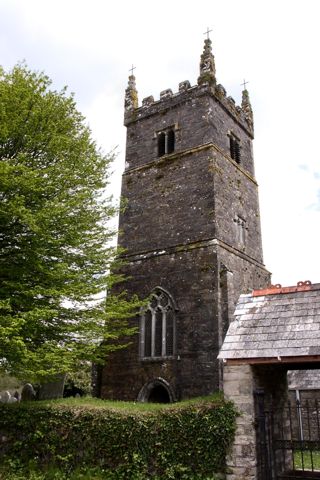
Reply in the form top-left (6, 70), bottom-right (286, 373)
top-left (0, 398), bottom-right (237, 479)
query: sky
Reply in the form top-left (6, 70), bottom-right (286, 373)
top-left (1, 0), bottom-right (319, 287)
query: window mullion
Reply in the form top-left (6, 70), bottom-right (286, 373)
top-left (165, 132), bottom-right (168, 154)
top-left (151, 309), bottom-right (155, 357)
top-left (141, 314), bottom-right (145, 357)
top-left (162, 310), bottom-right (166, 356)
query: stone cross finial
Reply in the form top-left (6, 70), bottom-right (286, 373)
top-left (125, 65), bottom-right (138, 114)
top-left (129, 64), bottom-right (136, 76)
top-left (203, 27), bottom-right (213, 40)
top-left (241, 79), bottom-right (249, 90)
top-left (198, 31), bottom-right (216, 87)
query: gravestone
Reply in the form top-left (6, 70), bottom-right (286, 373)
top-left (13, 390), bottom-right (21, 402)
top-left (0, 391), bottom-right (11, 403)
top-left (21, 383), bottom-right (36, 401)
top-left (38, 374), bottom-right (66, 400)
top-left (0, 391), bottom-right (17, 403)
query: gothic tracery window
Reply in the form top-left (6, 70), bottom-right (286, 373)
top-left (140, 288), bottom-right (175, 359)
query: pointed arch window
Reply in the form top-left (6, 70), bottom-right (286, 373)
top-left (140, 288), bottom-right (176, 359)
top-left (157, 128), bottom-right (175, 157)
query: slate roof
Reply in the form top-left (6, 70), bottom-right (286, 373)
top-left (218, 282), bottom-right (320, 362)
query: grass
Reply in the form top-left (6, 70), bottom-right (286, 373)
top-left (0, 466), bottom-right (220, 480)
top-left (0, 466), bottom-right (121, 480)
top-left (294, 450), bottom-right (320, 471)
top-left (36, 392), bottom-right (223, 412)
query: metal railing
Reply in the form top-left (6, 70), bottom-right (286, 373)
top-left (255, 391), bottom-right (320, 479)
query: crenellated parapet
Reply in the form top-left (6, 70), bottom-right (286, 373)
top-left (124, 81), bottom-right (253, 137)
top-left (124, 38), bottom-right (253, 138)
top-left (124, 38), bottom-right (254, 136)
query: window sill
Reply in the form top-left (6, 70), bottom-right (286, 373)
top-left (140, 356), bottom-right (176, 362)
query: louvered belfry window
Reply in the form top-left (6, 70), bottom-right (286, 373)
top-left (140, 289), bottom-right (176, 359)
top-left (229, 134), bottom-right (241, 164)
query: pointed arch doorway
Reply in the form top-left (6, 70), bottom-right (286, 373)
top-left (137, 377), bottom-right (176, 404)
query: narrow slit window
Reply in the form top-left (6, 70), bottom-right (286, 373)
top-left (234, 215), bottom-right (247, 245)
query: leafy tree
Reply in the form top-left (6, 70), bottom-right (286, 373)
top-left (0, 64), bottom-right (139, 383)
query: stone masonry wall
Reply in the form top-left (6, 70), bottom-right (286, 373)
top-left (119, 147), bottom-right (216, 254)
top-left (101, 76), bottom-right (268, 401)
top-left (224, 364), bottom-right (257, 480)
top-left (124, 84), bottom-right (253, 172)
top-left (101, 246), bottom-right (221, 401)
top-left (224, 364), bottom-right (289, 480)
top-left (214, 152), bottom-right (264, 264)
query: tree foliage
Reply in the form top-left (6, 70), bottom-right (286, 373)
top-left (0, 64), bottom-right (139, 382)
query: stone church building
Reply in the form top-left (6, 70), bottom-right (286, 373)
top-left (97, 37), bottom-right (270, 402)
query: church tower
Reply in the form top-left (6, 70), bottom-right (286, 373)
top-left (99, 36), bottom-right (270, 402)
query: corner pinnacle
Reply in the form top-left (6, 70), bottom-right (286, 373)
top-left (241, 86), bottom-right (253, 127)
top-left (197, 36), bottom-right (216, 87)
top-left (124, 67), bottom-right (138, 113)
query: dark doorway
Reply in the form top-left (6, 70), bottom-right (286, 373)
top-left (148, 385), bottom-right (170, 403)
top-left (137, 378), bottom-right (175, 403)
